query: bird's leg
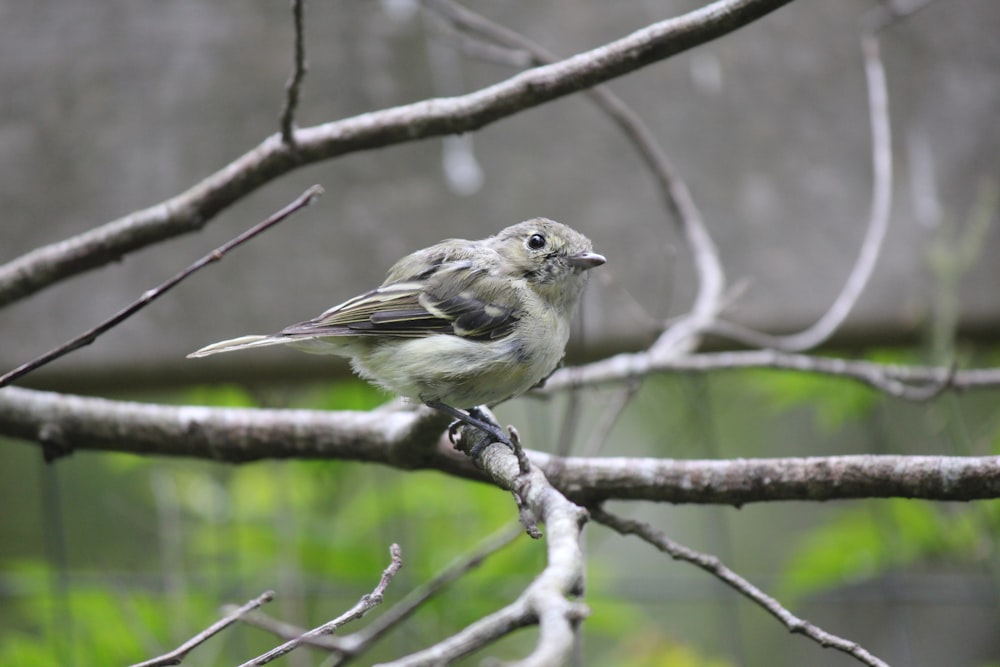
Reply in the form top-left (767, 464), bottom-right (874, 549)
top-left (425, 401), bottom-right (513, 457)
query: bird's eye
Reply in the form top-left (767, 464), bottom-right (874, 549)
top-left (527, 233), bottom-right (547, 250)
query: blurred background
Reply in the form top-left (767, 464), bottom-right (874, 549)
top-left (1, 1), bottom-right (999, 665)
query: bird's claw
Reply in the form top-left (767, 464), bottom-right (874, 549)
top-left (447, 419), bottom-right (463, 445)
top-left (427, 401), bottom-right (514, 458)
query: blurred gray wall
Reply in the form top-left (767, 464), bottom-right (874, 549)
top-left (1, 0), bottom-right (997, 388)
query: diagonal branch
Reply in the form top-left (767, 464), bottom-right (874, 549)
top-left (129, 591), bottom-right (275, 667)
top-left (240, 545), bottom-right (403, 667)
top-left (591, 507), bottom-right (889, 667)
top-left (230, 523), bottom-right (524, 664)
top-left (0, 0), bottom-right (794, 309)
top-left (336, 522), bottom-right (524, 661)
top-left (0, 186), bottom-right (323, 389)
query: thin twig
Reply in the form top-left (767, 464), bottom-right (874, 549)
top-left (591, 507), bottom-right (890, 667)
top-left (508, 430), bottom-right (545, 539)
top-left (581, 381), bottom-right (642, 456)
top-left (240, 544), bottom-right (403, 667)
top-left (556, 389), bottom-right (581, 457)
top-left (129, 591), bottom-right (275, 667)
top-left (543, 347), bottom-right (985, 400)
top-left (0, 185), bottom-right (323, 389)
top-left (508, 426), bottom-right (533, 477)
top-left (236, 525), bottom-right (524, 665)
top-left (428, 18), bottom-right (533, 68)
top-left (330, 523), bottom-right (524, 663)
top-left (226, 610), bottom-right (347, 653)
top-left (280, 0), bottom-right (308, 145)
top-left (709, 16), bottom-right (893, 352)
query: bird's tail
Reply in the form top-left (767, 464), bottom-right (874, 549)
top-left (187, 335), bottom-right (291, 358)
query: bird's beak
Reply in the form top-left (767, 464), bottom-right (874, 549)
top-left (568, 251), bottom-right (606, 269)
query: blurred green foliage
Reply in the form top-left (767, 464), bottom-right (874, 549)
top-left (778, 500), bottom-right (988, 601)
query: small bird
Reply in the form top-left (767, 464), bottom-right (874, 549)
top-left (189, 218), bottom-right (605, 454)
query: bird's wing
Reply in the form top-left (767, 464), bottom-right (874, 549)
top-left (278, 256), bottom-right (521, 341)
top-left (277, 282), bottom-right (448, 338)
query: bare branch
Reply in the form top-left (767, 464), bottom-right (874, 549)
top-left (591, 508), bottom-right (890, 667)
top-left (0, 385), bottom-right (462, 467)
top-left (0, 0), bottom-right (794, 308)
top-left (545, 348), bottom-right (999, 399)
top-left (279, 0), bottom-right (308, 145)
top-left (129, 591), bottom-right (275, 667)
top-left (380, 439), bottom-right (589, 666)
top-left (333, 523), bottom-right (524, 662)
top-left (0, 186), bottom-right (324, 389)
top-left (427, 17), bottom-right (533, 68)
top-left (535, 451), bottom-right (1000, 505)
top-left (709, 17), bottom-right (893, 352)
top-left (3, 386), bottom-right (1000, 504)
top-left (378, 599), bottom-right (531, 667)
top-left (240, 544), bottom-right (403, 667)
top-left (226, 611), bottom-right (346, 653)
top-left (581, 381), bottom-right (641, 456)
top-left (227, 524), bottom-right (524, 665)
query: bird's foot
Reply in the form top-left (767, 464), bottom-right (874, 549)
top-left (427, 402), bottom-right (513, 458)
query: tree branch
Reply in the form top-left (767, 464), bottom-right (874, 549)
top-left (0, 186), bottom-right (324, 389)
top-left (234, 523), bottom-right (526, 664)
top-left (279, 0), bottom-right (308, 145)
top-left (3, 386), bottom-right (999, 504)
top-left (544, 348), bottom-right (1000, 398)
top-left (0, 385), bottom-right (463, 469)
top-left (536, 450), bottom-right (1000, 505)
top-left (334, 523), bottom-right (524, 663)
top-left (591, 508), bottom-right (889, 667)
top-left (380, 442), bottom-right (588, 666)
top-left (129, 591), bottom-right (275, 667)
top-left (239, 545), bottom-right (403, 667)
top-left (708, 13), bottom-right (893, 352)
top-left (0, 0), bottom-right (794, 308)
